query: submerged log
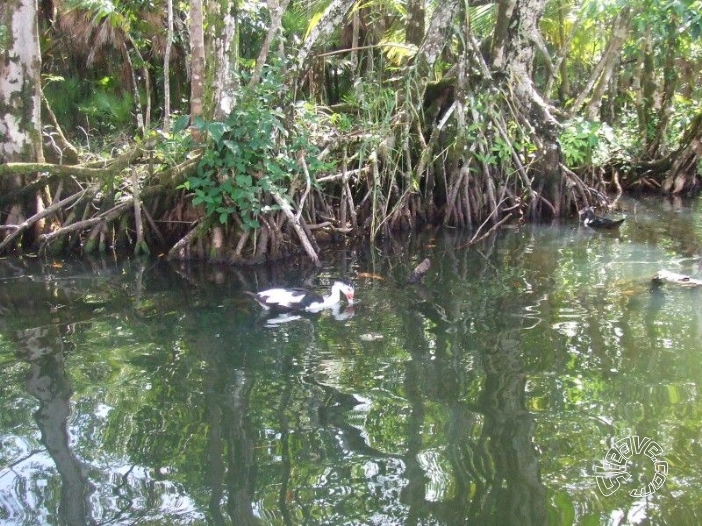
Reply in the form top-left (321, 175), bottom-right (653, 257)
top-left (407, 258), bottom-right (431, 284)
top-left (651, 270), bottom-right (702, 287)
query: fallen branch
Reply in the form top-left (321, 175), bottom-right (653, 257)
top-left (316, 167), bottom-right (369, 183)
top-left (0, 149), bottom-right (146, 181)
top-left (39, 216), bottom-right (103, 248)
top-left (465, 197), bottom-right (512, 246)
top-left (168, 220), bottom-right (206, 260)
top-left (270, 190), bottom-right (320, 266)
top-left (36, 182), bottom-right (170, 251)
top-left (0, 185), bottom-right (94, 253)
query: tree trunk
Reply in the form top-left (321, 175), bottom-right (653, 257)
top-left (493, 0), bottom-right (561, 215)
top-left (122, 38), bottom-right (146, 135)
top-left (213, 0), bottom-right (238, 120)
top-left (414, 0), bottom-right (460, 80)
top-left (661, 111), bottom-right (702, 194)
top-left (494, 0), bottom-right (558, 135)
top-left (189, 0), bottom-right (206, 124)
top-left (646, 19), bottom-right (678, 158)
top-left (350, 7), bottom-right (360, 73)
top-left (0, 0), bottom-right (44, 163)
top-left (0, 0), bottom-right (44, 236)
top-left (491, 0), bottom-right (516, 71)
top-left (555, 0), bottom-right (572, 102)
top-left (570, 7), bottom-right (631, 118)
top-left (163, 0), bottom-right (174, 131)
top-left (405, 0), bottom-right (425, 47)
top-left (637, 27), bottom-right (656, 144)
top-left (249, 0), bottom-right (291, 88)
top-left (294, 0), bottom-right (357, 78)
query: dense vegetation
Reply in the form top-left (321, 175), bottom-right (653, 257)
top-left (1, 0), bottom-right (701, 264)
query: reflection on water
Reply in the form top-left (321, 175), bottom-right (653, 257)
top-left (260, 303), bottom-right (355, 326)
top-left (1, 196), bottom-right (702, 525)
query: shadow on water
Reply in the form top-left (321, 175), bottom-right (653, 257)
top-left (1, 196), bottom-right (702, 525)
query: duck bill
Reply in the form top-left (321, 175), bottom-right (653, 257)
top-left (346, 293), bottom-right (355, 304)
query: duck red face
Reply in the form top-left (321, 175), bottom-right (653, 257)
top-left (341, 284), bottom-right (354, 304)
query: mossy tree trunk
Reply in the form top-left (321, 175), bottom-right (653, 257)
top-left (569, 6), bottom-right (632, 118)
top-left (494, 0), bottom-right (563, 216)
top-left (212, 0), bottom-right (239, 121)
top-left (0, 0), bottom-right (45, 243)
top-left (405, 0), bottom-right (425, 47)
top-left (662, 111), bottom-right (702, 194)
top-left (189, 0), bottom-right (206, 123)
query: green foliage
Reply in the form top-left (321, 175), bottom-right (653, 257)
top-left (339, 77), bottom-right (399, 236)
top-left (148, 120), bottom-right (193, 169)
top-left (329, 112), bottom-right (352, 132)
top-left (238, 0), bottom-right (269, 61)
top-left (80, 88), bottom-right (134, 129)
top-left (65, 0), bottom-right (139, 33)
top-left (558, 118), bottom-right (603, 167)
top-left (457, 93), bottom-right (536, 172)
top-left (0, 24), bottom-right (7, 53)
top-left (668, 96), bottom-right (702, 150)
top-left (343, 80), bottom-right (397, 128)
top-left (43, 76), bottom-right (83, 129)
top-left (44, 74), bottom-right (135, 140)
top-left (180, 65), bottom-right (330, 229)
top-left (467, 3), bottom-right (497, 40)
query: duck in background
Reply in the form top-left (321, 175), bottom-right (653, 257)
top-left (246, 279), bottom-right (355, 313)
top-left (579, 206), bottom-right (625, 229)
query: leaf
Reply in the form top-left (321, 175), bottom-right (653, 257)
top-left (304, 11), bottom-right (324, 39)
top-left (229, 187), bottom-right (243, 201)
top-left (223, 140), bottom-right (240, 155)
top-left (173, 115), bottom-right (191, 133)
top-left (236, 174), bottom-right (253, 187)
top-left (186, 176), bottom-right (203, 189)
top-left (204, 122), bottom-right (227, 143)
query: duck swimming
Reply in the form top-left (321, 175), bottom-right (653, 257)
top-left (246, 279), bottom-right (355, 313)
top-left (579, 206), bottom-right (625, 229)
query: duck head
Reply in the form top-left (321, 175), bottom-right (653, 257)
top-left (332, 279), bottom-right (355, 304)
top-left (579, 206), bottom-right (595, 222)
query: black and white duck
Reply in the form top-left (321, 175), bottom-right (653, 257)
top-left (579, 206), bottom-right (625, 229)
top-left (246, 279), bottom-right (355, 313)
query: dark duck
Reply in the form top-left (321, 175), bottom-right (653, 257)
top-left (246, 279), bottom-right (354, 313)
top-left (579, 206), bottom-right (625, 229)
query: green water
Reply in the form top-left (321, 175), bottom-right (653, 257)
top-left (1, 197), bottom-right (702, 525)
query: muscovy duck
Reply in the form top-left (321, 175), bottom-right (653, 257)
top-left (246, 279), bottom-right (354, 313)
top-left (579, 207), bottom-right (625, 229)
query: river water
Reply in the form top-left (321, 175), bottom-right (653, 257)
top-left (1, 196), bottom-right (701, 525)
